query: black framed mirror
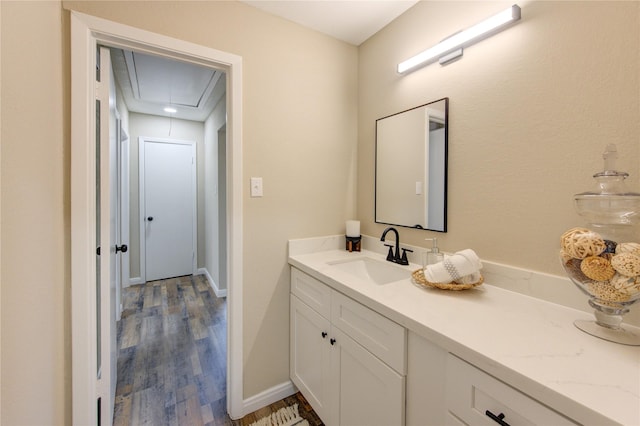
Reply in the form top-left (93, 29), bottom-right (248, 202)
top-left (375, 97), bottom-right (448, 232)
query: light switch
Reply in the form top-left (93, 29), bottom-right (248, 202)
top-left (250, 177), bottom-right (263, 197)
top-left (415, 181), bottom-right (423, 195)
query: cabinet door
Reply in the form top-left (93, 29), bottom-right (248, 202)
top-left (332, 327), bottom-right (405, 426)
top-left (290, 295), bottom-right (332, 422)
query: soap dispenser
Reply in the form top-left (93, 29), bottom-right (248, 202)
top-left (424, 238), bottom-right (444, 268)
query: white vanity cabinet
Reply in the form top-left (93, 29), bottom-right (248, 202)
top-left (289, 244), bottom-right (639, 426)
top-left (290, 267), bottom-right (406, 426)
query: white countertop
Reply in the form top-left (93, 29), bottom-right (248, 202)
top-left (289, 248), bottom-right (640, 426)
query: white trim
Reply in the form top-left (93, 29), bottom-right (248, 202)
top-left (128, 277), bottom-right (144, 286)
top-left (226, 30), bottom-right (245, 423)
top-left (71, 14), bottom-right (99, 424)
top-left (70, 11), bottom-right (244, 423)
top-left (138, 137), bottom-right (198, 282)
top-left (242, 381), bottom-right (297, 417)
top-left (197, 268), bottom-right (228, 298)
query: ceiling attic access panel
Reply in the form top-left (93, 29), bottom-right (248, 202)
top-left (110, 49), bottom-right (225, 121)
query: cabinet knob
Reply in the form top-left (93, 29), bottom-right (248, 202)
top-left (321, 331), bottom-right (328, 338)
top-left (330, 338), bottom-right (336, 345)
top-left (485, 410), bottom-right (510, 426)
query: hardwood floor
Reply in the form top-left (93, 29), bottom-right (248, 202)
top-left (113, 275), bottom-right (323, 426)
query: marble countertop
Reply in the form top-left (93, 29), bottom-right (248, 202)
top-left (289, 246), bottom-right (640, 426)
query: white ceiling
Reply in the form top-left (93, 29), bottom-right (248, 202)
top-left (240, 0), bottom-right (419, 45)
top-left (111, 49), bottom-right (226, 122)
top-left (112, 1), bottom-right (417, 121)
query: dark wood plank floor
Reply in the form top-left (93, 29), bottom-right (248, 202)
top-left (113, 275), bottom-right (323, 426)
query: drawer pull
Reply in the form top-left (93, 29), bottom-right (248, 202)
top-left (485, 410), bottom-right (510, 426)
top-left (321, 331), bottom-right (328, 338)
top-left (330, 338), bottom-right (337, 345)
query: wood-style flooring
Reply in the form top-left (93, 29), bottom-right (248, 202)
top-left (113, 275), bottom-right (323, 426)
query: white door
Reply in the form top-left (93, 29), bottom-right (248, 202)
top-left (117, 114), bottom-right (131, 308)
top-left (140, 138), bottom-right (196, 282)
top-left (97, 45), bottom-right (118, 426)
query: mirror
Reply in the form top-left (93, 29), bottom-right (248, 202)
top-left (375, 98), bottom-right (448, 232)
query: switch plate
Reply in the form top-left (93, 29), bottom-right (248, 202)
top-left (250, 177), bottom-right (263, 197)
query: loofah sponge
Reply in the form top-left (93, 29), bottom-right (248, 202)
top-left (610, 273), bottom-right (640, 296)
top-left (560, 227), bottom-right (606, 259)
top-left (615, 242), bottom-right (640, 257)
top-left (580, 256), bottom-right (616, 281)
top-left (611, 252), bottom-right (640, 277)
top-left (588, 280), bottom-right (632, 303)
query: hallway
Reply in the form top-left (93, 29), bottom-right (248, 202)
top-left (113, 275), bottom-right (323, 425)
top-left (113, 275), bottom-right (231, 425)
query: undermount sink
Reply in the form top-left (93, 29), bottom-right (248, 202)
top-left (327, 257), bottom-right (410, 285)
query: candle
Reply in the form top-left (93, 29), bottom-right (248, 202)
top-left (346, 220), bottom-right (360, 237)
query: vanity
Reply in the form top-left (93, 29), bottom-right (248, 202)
top-left (288, 236), bottom-right (640, 426)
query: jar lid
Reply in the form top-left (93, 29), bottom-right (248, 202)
top-left (574, 145), bottom-right (640, 225)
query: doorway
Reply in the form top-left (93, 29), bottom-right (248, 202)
top-left (70, 11), bottom-right (244, 424)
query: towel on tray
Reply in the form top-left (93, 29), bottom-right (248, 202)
top-left (424, 249), bottom-right (482, 284)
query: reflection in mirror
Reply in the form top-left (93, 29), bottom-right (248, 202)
top-left (375, 98), bottom-right (448, 232)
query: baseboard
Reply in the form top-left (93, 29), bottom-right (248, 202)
top-left (128, 277), bottom-right (144, 286)
top-left (196, 268), bottom-right (227, 298)
top-left (241, 380), bottom-right (297, 417)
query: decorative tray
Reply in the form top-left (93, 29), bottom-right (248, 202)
top-left (412, 269), bottom-right (484, 291)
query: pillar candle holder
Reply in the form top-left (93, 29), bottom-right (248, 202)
top-left (346, 236), bottom-right (361, 252)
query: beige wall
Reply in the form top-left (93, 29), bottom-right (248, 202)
top-left (359, 1), bottom-right (640, 277)
top-left (128, 112), bottom-right (206, 277)
top-left (1, 0), bottom-right (357, 423)
top-left (1, 1), bottom-right (70, 424)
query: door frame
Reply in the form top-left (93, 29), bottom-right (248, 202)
top-left (138, 137), bottom-right (198, 283)
top-left (70, 11), bottom-right (244, 424)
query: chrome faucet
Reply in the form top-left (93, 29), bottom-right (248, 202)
top-left (380, 226), bottom-right (412, 265)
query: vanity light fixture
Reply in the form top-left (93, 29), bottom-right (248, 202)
top-left (164, 106), bottom-right (177, 113)
top-left (397, 4), bottom-right (521, 74)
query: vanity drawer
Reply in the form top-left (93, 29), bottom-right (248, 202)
top-left (331, 290), bottom-right (406, 374)
top-left (291, 267), bottom-right (331, 318)
top-left (445, 355), bottom-right (577, 426)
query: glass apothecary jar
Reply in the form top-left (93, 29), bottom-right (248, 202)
top-left (560, 144), bottom-right (640, 345)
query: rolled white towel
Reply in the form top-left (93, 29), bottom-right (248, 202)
top-left (424, 249), bottom-right (482, 284)
top-left (455, 271), bottom-right (482, 285)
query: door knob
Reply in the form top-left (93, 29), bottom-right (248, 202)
top-left (115, 244), bottom-right (128, 253)
top-left (147, 216), bottom-right (154, 221)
